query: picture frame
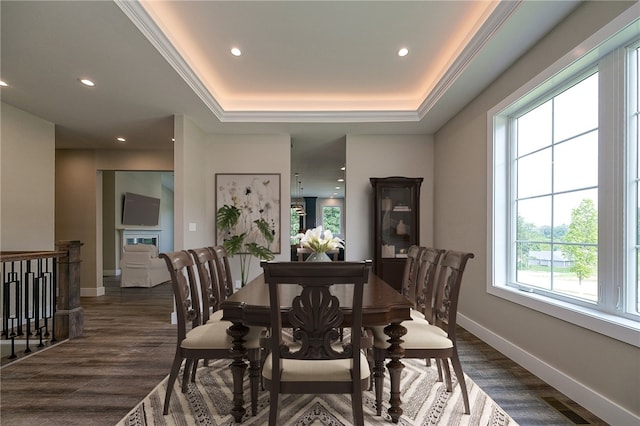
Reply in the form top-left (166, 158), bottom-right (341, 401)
top-left (215, 173), bottom-right (281, 253)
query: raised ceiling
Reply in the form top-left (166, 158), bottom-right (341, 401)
top-left (0, 1), bottom-right (581, 197)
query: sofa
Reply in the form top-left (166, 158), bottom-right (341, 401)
top-left (120, 244), bottom-right (170, 287)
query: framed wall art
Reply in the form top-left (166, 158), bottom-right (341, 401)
top-left (215, 173), bottom-right (281, 253)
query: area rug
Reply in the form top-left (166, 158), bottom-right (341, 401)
top-left (118, 358), bottom-right (517, 426)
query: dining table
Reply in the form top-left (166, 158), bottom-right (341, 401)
top-left (220, 270), bottom-right (414, 424)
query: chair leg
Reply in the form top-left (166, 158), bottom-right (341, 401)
top-left (268, 388), bottom-right (279, 426)
top-left (435, 358), bottom-right (444, 382)
top-left (373, 350), bottom-right (386, 416)
top-left (248, 349), bottom-right (261, 416)
top-left (351, 387), bottom-right (365, 426)
top-left (441, 358), bottom-right (453, 392)
top-left (191, 358), bottom-right (199, 383)
top-left (450, 351), bottom-right (470, 414)
top-left (182, 359), bottom-right (193, 393)
top-left (163, 354), bottom-right (183, 415)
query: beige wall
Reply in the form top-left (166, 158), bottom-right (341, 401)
top-left (1, 103), bottom-right (55, 251)
top-left (55, 149), bottom-right (173, 296)
top-left (433, 1), bottom-right (639, 423)
top-left (346, 134), bottom-right (434, 262)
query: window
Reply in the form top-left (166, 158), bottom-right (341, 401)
top-left (489, 15), bottom-right (640, 347)
top-left (322, 206), bottom-right (341, 235)
top-left (514, 73), bottom-right (599, 305)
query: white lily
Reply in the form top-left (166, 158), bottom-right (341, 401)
top-left (298, 226), bottom-right (344, 253)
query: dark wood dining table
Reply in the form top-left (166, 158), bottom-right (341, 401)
top-left (221, 271), bottom-right (413, 423)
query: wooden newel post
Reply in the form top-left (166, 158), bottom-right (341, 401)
top-left (55, 240), bottom-right (84, 339)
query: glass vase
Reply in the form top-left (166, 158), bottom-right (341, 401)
top-left (306, 251), bottom-right (332, 262)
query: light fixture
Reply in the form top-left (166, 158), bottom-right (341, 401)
top-left (398, 47), bottom-right (409, 57)
top-left (116, 137), bottom-right (126, 142)
top-left (340, 166), bottom-right (346, 171)
top-left (291, 173), bottom-right (306, 216)
top-left (230, 47), bottom-right (242, 57)
top-left (79, 78), bottom-right (95, 87)
top-left (337, 178), bottom-right (344, 182)
top-left (0, 80), bottom-right (7, 87)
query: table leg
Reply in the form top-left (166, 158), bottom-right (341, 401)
top-left (227, 321), bottom-right (249, 423)
top-left (384, 321), bottom-right (407, 424)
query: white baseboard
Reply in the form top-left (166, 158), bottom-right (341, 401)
top-left (458, 314), bottom-right (639, 425)
top-left (80, 286), bottom-right (105, 297)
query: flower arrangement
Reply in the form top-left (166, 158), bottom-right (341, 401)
top-left (297, 226), bottom-right (344, 253)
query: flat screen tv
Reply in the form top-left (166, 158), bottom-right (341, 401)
top-left (122, 192), bottom-right (160, 226)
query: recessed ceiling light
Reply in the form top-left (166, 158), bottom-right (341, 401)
top-left (398, 47), bottom-right (409, 57)
top-left (230, 47), bottom-right (242, 57)
top-left (338, 178), bottom-right (345, 182)
top-left (79, 78), bottom-right (95, 87)
top-left (340, 166), bottom-right (346, 171)
top-left (116, 137), bottom-right (126, 142)
top-left (335, 186), bottom-right (340, 190)
top-left (0, 80), bottom-right (7, 87)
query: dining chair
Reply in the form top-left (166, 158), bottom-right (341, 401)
top-left (261, 260), bottom-right (372, 426)
top-left (412, 246), bottom-right (446, 321)
top-left (371, 250), bottom-right (475, 416)
top-left (400, 245), bottom-right (426, 316)
top-left (188, 247), bottom-right (222, 324)
top-left (159, 250), bottom-right (262, 416)
top-left (212, 245), bottom-right (235, 298)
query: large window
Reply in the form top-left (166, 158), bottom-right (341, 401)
top-left (514, 73), bottom-right (599, 305)
top-left (489, 17), bottom-right (640, 346)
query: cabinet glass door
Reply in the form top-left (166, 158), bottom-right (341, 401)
top-left (380, 187), bottom-right (413, 258)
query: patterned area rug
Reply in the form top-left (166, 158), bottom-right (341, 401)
top-left (118, 358), bottom-right (517, 426)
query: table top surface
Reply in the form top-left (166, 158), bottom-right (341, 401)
top-left (221, 271), bottom-right (413, 327)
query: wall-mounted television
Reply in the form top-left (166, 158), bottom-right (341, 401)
top-left (122, 192), bottom-right (160, 226)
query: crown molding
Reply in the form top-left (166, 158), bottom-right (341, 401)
top-left (417, 0), bottom-right (523, 119)
top-left (117, 0), bottom-right (518, 125)
top-left (114, 0), bottom-right (226, 120)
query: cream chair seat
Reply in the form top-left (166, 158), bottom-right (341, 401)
top-left (120, 244), bottom-right (170, 287)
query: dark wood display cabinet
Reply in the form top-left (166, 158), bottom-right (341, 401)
top-left (370, 177), bottom-right (423, 291)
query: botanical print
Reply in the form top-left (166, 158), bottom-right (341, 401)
top-left (215, 173), bottom-right (280, 253)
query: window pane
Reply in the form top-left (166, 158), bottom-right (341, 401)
top-left (518, 100), bottom-right (552, 156)
top-left (517, 148), bottom-right (552, 198)
top-left (554, 132), bottom-right (598, 193)
top-left (322, 206), bottom-right (341, 235)
top-left (554, 73), bottom-right (598, 142)
top-left (553, 189), bottom-right (597, 231)
top-left (517, 196), bottom-right (552, 240)
top-left (554, 243), bottom-right (598, 302)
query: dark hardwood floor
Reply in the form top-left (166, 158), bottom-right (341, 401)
top-left (0, 276), bottom-right (607, 425)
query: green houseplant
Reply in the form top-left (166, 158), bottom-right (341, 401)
top-left (216, 204), bottom-right (275, 286)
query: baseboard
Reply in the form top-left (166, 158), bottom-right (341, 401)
top-left (80, 286), bottom-right (105, 297)
top-left (458, 314), bottom-right (639, 425)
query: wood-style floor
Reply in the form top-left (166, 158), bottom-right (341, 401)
top-left (0, 277), bottom-right (607, 425)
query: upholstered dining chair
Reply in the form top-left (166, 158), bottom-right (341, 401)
top-left (371, 250), bottom-right (475, 416)
top-left (261, 260), bottom-right (372, 426)
top-left (159, 250), bottom-right (262, 416)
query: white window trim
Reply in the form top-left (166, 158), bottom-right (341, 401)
top-left (487, 4), bottom-right (640, 348)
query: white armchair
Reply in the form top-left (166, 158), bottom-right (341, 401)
top-left (120, 244), bottom-right (170, 287)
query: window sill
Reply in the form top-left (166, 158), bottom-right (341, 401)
top-left (488, 284), bottom-right (640, 348)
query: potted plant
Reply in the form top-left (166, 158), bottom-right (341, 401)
top-left (216, 204), bottom-right (275, 286)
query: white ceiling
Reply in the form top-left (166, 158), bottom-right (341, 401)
top-left (0, 0), bottom-right (581, 198)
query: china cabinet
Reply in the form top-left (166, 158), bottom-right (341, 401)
top-left (370, 177), bottom-right (423, 291)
